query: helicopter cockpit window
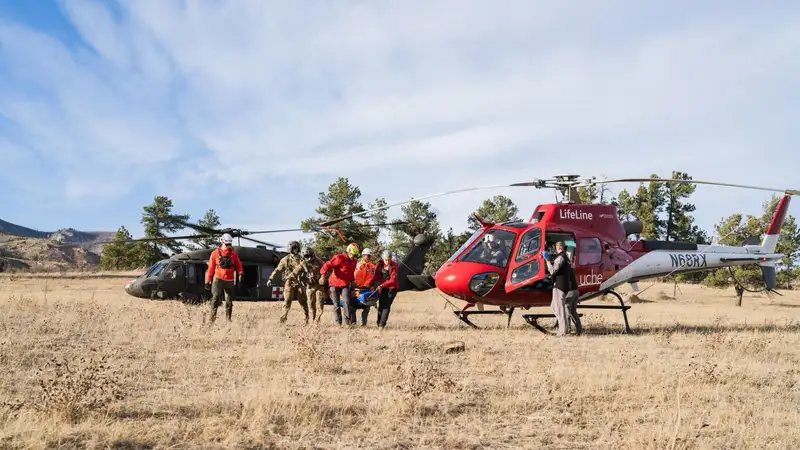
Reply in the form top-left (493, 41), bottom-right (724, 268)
top-left (166, 262), bottom-right (184, 277)
top-left (457, 229), bottom-right (516, 268)
top-left (145, 262), bottom-right (167, 277)
top-left (446, 229), bottom-right (482, 263)
top-left (515, 228), bottom-right (542, 262)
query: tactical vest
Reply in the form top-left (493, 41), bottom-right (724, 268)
top-left (218, 248), bottom-right (233, 269)
top-left (552, 253), bottom-right (578, 292)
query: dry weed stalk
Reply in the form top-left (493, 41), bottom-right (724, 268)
top-left (34, 350), bottom-right (125, 423)
top-left (392, 345), bottom-right (459, 417)
top-left (288, 325), bottom-right (344, 374)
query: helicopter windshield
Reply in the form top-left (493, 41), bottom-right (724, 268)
top-left (457, 229), bottom-right (516, 268)
top-left (144, 261), bottom-right (168, 277)
top-left (446, 229), bottom-right (482, 263)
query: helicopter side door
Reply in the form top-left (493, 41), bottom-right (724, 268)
top-left (160, 261), bottom-right (187, 298)
top-left (504, 227), bottom-right (547, 293)
top-left (574, 237), bottom-right (605, 291)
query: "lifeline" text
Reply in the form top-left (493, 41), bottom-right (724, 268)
top-left (559, 209), bottom-right (593, 220)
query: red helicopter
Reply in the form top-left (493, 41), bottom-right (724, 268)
top-left (320, 174), bottom-right (798, 333)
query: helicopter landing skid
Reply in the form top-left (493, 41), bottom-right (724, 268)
top-left (521, 290), bottom-right (633, 334)
top-left (575, 290), bottom-right (633, 334)
top-left (453, 304), bottom-right (516, 328)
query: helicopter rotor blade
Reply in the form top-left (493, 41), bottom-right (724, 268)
top-left (317, 183), bottom-right (536, 227)
top-left (243, 221), bottom-right (409, 236)
top-left (240, 236), bottom-right (282, 248)
top-left (171, 218), bottom-right (220, 235)
top-left (93, 234), bottom-right (216, 244)
top-left (597, 177), bottom-right (800, 195)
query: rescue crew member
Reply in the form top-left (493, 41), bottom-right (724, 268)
top-left (320, 242), bottom-right (360, 326)
top-left (370, 249), bottom-right (399, 328)
top-left (354, 248), bottom-right (377, 326)
top-left (291, 247), bottom-right (326, 322)
top-left (205, 233), bottom-right (243, 323)
top-left (544, 241), bottom-right (582, 336)
top-left (268, 241), bottom-right (308, 323)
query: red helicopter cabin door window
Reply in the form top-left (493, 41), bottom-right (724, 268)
top-left (504, 227), bottom-right (546, 292)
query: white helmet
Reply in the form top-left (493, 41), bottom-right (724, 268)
top-left (220, 233), bottom-right (233, 244)
top-left (382, 249), bottom-right (392, 260)
top-left (362, 248), bottom-right (372, 256)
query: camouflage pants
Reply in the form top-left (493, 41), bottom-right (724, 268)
top-left (210, 278), bottom-right (234, 323)
top-left (280, 281), bottom-right (308, 323)
top-left (305, 285), bottom-right (325, 322)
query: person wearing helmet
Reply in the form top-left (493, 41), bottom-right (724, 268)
top-left (369, 249), bottom-right (399, 328)
top-left (320, 242), bottom-right (360, 325)
top-left (205, 233), bottom-right (244, 323)
top-left (354, 248), bottom-right (378, 325)
top-left (268, 240), bottom-right (308, 323)
top-left (290, 246), bottom-right (326, 322)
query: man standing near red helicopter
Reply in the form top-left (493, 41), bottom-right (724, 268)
top-left (543, 241), bottom-right (583, 336)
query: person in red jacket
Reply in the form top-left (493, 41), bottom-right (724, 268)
top-left (320, 242), bottom-right (360, 325)
top-left (370, 249), bottom-right (399, 328)
top-left (205, 233), bottom-right (244, 323)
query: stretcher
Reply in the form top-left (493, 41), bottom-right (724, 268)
top-left (322, 287), bottom-right (379, 308)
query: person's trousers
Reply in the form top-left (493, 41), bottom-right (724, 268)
top-left (377, 288), bottom-right (397, 328)
top-left (329, 285), bottom-right (355, 325)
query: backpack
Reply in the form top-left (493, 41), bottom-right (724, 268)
top-left (218, 248), bottom-right (233, 269)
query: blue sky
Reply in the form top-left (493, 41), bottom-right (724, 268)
top-left (1, 0), bottom-right (799, 247)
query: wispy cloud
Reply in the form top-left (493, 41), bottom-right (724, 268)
top-left (1, 0), bottom-right (799, 244)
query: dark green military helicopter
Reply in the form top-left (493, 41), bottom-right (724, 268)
top-left (110, 217), bottom-right (436, 303)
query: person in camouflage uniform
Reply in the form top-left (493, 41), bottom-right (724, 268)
top-left (291, 247), bottom-right (326, 322)
top-left (267, 241), bottom-right (308, 323)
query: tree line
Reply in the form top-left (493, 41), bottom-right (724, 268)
top-left (99, 196), bottom-right (221, 270)
top-left (100, 172), bottom-right (800, 289)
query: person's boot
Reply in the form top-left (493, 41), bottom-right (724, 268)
top-left (225, 307), bottom-right (232, 322)
top-left (209, 306), bottom-right (218, 324)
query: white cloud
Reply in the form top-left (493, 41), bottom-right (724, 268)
top-left (1, 0), bottom-right (799, 245)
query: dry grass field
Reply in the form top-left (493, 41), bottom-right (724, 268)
top-left (1, 274), bottom-right (798, 449)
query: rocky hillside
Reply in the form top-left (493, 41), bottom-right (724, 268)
top-left (0, 219), bottom-right (114, 272)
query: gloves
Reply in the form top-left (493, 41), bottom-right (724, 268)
top-left (238, 273), bottom-right (244, 285)
top-left (205, 282), bottom-right (211, 290)
top-left (318, 276), bottom-right (326, 285)
top-left (542, 250), bottom-right (550, 261)
top-left (266, 279), bottom-right (272, 287)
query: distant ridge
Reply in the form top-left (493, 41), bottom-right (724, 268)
top-left (0, 218), bottom-right (114, 254)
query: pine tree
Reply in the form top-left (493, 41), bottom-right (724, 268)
top-left (575, 185), bottom-right (598, 204)
top-left (388, 200), bottom-right (441, 256)
top-left (631, 176), bottom-right (667, 239)
top-left (467, 195), bottom-right (521, 230)
top-left (99, 226), bottom-right (132, 270)
top-left (140, 196), bottom-right (190, 264)
top-left (614, 190), bottom-right (636, 222)
top-left (663, 171), bottom-right (699, 242)
top-left (191, 209), bottom-right (221, 248)
top-left (300, 177), bottom-right (381, 258)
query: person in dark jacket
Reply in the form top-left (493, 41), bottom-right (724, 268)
top-left (544, 241), bottom-right (582, 336)
top-left (370, 249), bottom-right (399, 328)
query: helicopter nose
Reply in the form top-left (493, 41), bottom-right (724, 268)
top-left (433, 266), bottom-right (459, 292)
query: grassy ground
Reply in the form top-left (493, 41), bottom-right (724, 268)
top-left (0, 275), bottom-right (798, 449)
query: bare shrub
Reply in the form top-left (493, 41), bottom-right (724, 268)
top-left (34, 350), bottom-right (125, 423)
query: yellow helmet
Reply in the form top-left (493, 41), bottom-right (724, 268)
top-left (346, 243), bottom-right (360, 256)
